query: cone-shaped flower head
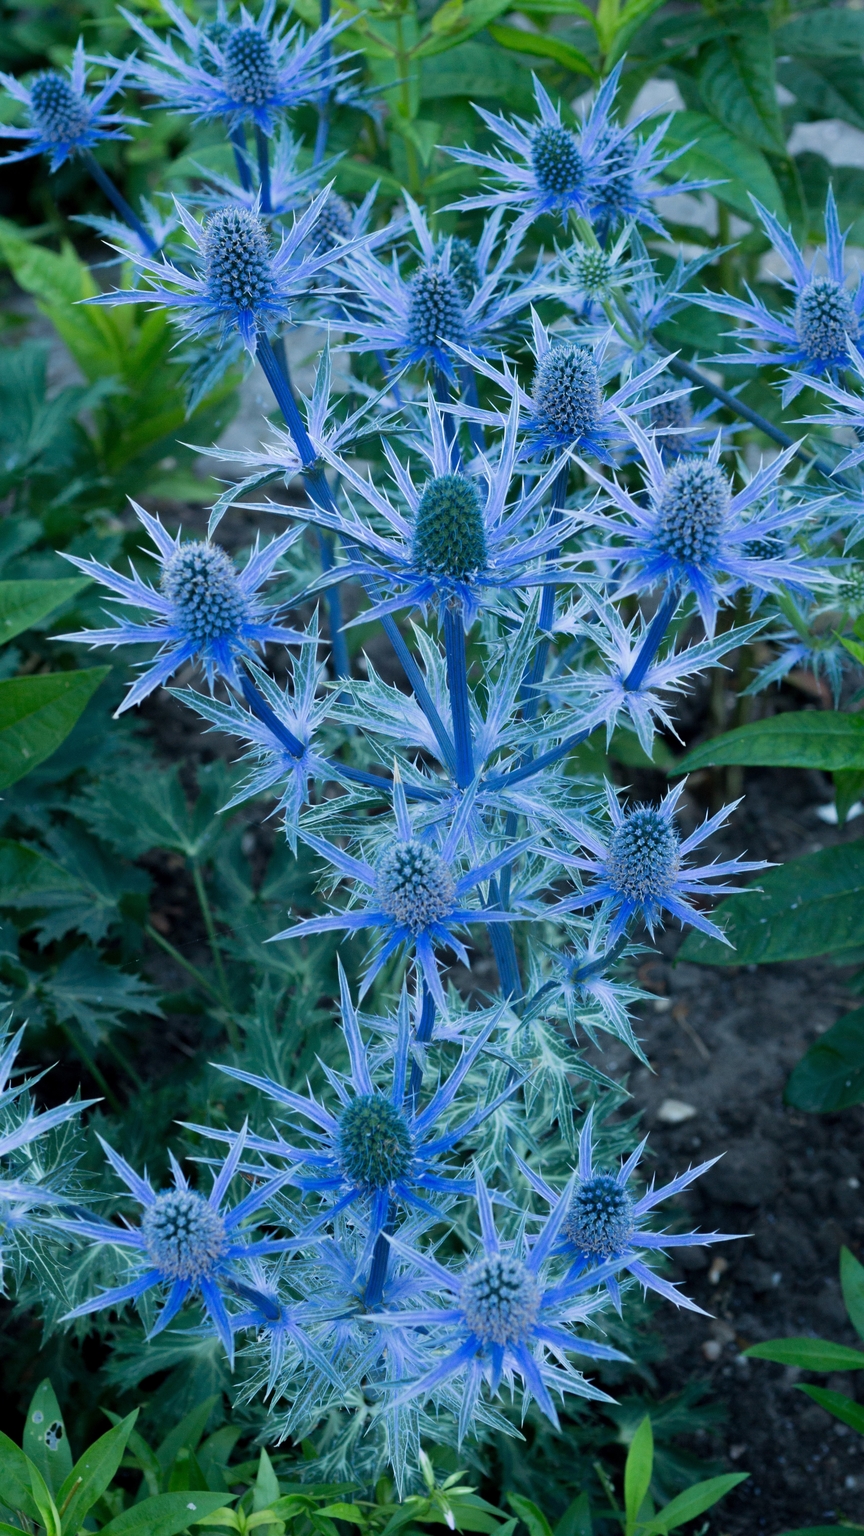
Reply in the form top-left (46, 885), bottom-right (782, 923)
top-left (376, 839), bottom-right (458, 933)
top-left (141, 1188), bottom-right (228, 1280)
top-left (564, 1174), bottom-right (633, 1258)
top-left (0, 39), bottom-right (135, 170)
top-left (411, 475), bottom-right (489, 584)
top-left (460, 1252), bottom-right (541, 1345)
top-left (606, 806), bottom-right (680, 908)
top-left (532, 344), bottom-right (603, 446)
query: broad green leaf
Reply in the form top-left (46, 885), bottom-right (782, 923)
top-left (658, 111), bottom-right (784, 218)
top-left (0, 1432), bottom-right (40, 1521)
top-left (775, 11), bottom-right (864, 57)
top-left (26, 1462), bottom-right (60, 1536)
top-left (0, 223), bottom-right (91, 310)
top-left (0, 579), bottom-right (91, 644)
top-left (842, 1247), bottom-right (864, 1343)
top-left (624, 1418), bottom-right (652, 1536)
top-left (784, 1006), bottom-right (864, 1113)
top-left (23, 1383), bottom-right (72, 1495)
top-left (317, 1507), bottom-right (366, 1524)
top-left (414, 0), bottom-right (514, 58)
top-left (745, 1337), bottom-right (864, 1370)
top-left (77, 763), bottom-right (231, 863)
top-left (508, 1494), bottom-right (554, 1536)
top-left (798, 1385), bottom-right (864, 1435)
top-left (679, 842), bottom-right (864, 967)
top-left (607, 0), bottom-right (668, 66)
top-left (419, 40), bottom-right (533, 102)
top-left (697, 14), bottom-right (785, 154)
top-left (779, 56), bottom-right (864, 133)
top-left (638, 1474), bottom-right (748, 1535)
top-left (676, 713), bottom-right (864, 773)
top-left (835, 770), bottom-right (864, 826)
top-left (487, 23), bottom-right (596, 78)
top-left (99, 1491), bottom-right (231, 1536)
top-left (0, 668), bottom-right (109, 789)
top-left (58, 1413), bottom-right (138, 1535)
top-left (554, 1495), bottom-right (591, 1536)
top-left (253, 1450), bottom-right (280, 1512)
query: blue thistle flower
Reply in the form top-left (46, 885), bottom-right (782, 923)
top-left (86, 191), bottom-right (360, 355)
top-left (694, 189), bottom-right (864, 403)
top-left (272, 775), bottom-right (532, 1007)
top-left (374, 1168), bottom-right (628, 1437)
top-left (123, 0), bottom-right (349, 134)
top-left (578, 418), bottom-right (818, 635)
top-left (339, 199), bottom-right (530, 379)
top-left (587, 108), bottom-right (710, 240)
top-left (61, 501), bottom-right (310, 712)
top-left (553, 780), bottom-right (767, 944)
top-left (0, 39), bottom-right (136, 171)
top-left (190, 968), bottom-right (516, 1266)
top-left (518, 1107), bottom-right (738, 1314)
top-left (275, 389), bottom-right (572, 627)
top-left (62, 1128), bottom-right (296, 1364)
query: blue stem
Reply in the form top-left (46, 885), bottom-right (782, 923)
top-left (459, 365), bottom-right (486, 457)
top-left (521, 459), bottom-right (570, 721)
top-left (486, 878), bottom-right (522, 1000)
top-left (255, 127), bottom-right (272, 214)
top-left (408, 984), bottom-right (436, 1108)
top-left (313, 0), bottom-right (332, 167)
top-left (623, 586), bottom-right (680, 694)
top-left (365, 1222), bottom-right (391, 1308)
top-left (82, 152), bottom-right (157, 255)
top-left (229, 125), bottom-right (253, 191)
top-left (443, 605), bottom-right (473, 789)
top-left (434, 369), bottom-right (460, 464)
top-left (256, 335), bottom-right (457, 773)
top-left (314, 526), bottom-right (351, 680)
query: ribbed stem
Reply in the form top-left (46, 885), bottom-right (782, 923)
top-left (443, 604), bottom-right (473, 788)
top-left (434, 369), bottom-right (460, 464)
top-left (459, 365), bottom-right (486, 457)
top-left (229, 125), bottom-right (253, 191)
top-left (314, 527), bottom-right (351, 680)
top-left (521, 459), bottom-right (570, 721)
top-left (408, 984), bottom-right (436, 1109)
top-left (623, 586), bottom-right (680, 694)
top-left (365, 1223), bottom-right (391, 1308)
top-left (82, 152), bottom-right (157, 255)
top-left (255, 127), bottom-right (272, 214)
top-left (486, 878), bottom-right (522, 1001)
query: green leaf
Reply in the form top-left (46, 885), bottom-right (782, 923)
top-left (775, 11), bottom-right (864, 58)
top-left (637, 1475), bottom-right (748, 1535)
top-left (678, 842), bottom-right (864, 967)
top-left (413, 0), bottom-right (514, 58)
top-left (253, 1451), bottom-right (280, 1512)
top-left (419, 40), bottom-right (535, 103)
top-left (508, 1495), bottom-right (554, 1536)
top-left (0, 579), bottom-right (91, 644)
top-left (58, 1413), bottom-right (138, 1535)
top-left (23, 1383), bottom-right (72, 1496)
top-left (554, 1495), bottom-right (591, 1536)
top-left (27, 1463), bottom-right (60, 1536)
top-left (99, 1492), bottom-right (231, 1536)
top-left (624, 1418), bottom-right (652, 1536)
top-left (658, 111), bottom-right (785, 219)
top-left (779, 56), bottom-right (864, 133)
top-left (77, 763), bottom-right (231, 863)
top-left (842, 1247), bottom-right (864, 1342)
top-left (697, 13), bottom-right (785, 154)
top-left (0, 1432), bottom-right (40, 1521)
top-left (784, 1005), bottom-right (864, 1113)
top-left (834, 770), bottom-right (864, 827)
top-left (0, 669), bottom-right (109, 789)
top-left (797, 1385), bottom-right (864, 1435)
top-left (745, 1337), bottom-right (864, 1370)
top-left (676, 713), bottom-right (864, 773)
top-left (486, 23), bottom-right (596, 78)
top-left (155, 1401), bottom-right (220, 1480)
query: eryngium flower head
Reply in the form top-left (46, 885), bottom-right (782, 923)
top-left (531, 344), bottom-right (602, 445)
top-left (62, 1127), bottom-right (295, 1364)
top-left (86, 189), bottom-right (358, 356)
top-left (519, 1106), bottom-right (738, 1314)
top-left (197, 970), bottom-right (512, 1260)
top-left (61, 501), bottom-right (309, 712)
top-left (407, 265), bottom-right (468, 353)
top-left (123, 0), bottom-right (348, 133)
top-left (694, 188), bottom-right (864, 403)
top-left (412, 475), bottom-right (488, 582)
top-left (272, 775), bottom-right (530, 1006)
top-left (377, 1168), bottom-right (628, 1437)
top-left (556, 779), bottom-right (767, 943)
top-left (577, 419), bottom-right (817, 635)
top-left (0, 39), bottom-right (135, 171)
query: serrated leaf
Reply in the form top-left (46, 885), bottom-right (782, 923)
top-left (58, 1413), bottom-right (138, 1535)
top-left (419, 40), bottom-right (534, 102)
top-left (679, 842), bottom-right (864, 967)
top-left (0, 669), bottom-right (110, 789)
top-left (698, 15), bottom-right (785, 154)
top-left (779, 56), bottom-right (864, 133)
top-left (745, 1337), bottom-right (864, 1370)
top-left (44, 949), bottom-right (162, 1043)
top-left (0, 578), bottom-right (91, 641)
top-left (23, 1383), bottom-right (72, 1495)
top-left (99, 1491), bottom-right (231, 1536)
top-left (78, 762), bottom-right (233, 862)
top-left (784, 1005), bottom-right (864, 1113)
top-left (676, 713), bottom-right (864, 773)
top-left (658, 111), bottom-right (785, 218)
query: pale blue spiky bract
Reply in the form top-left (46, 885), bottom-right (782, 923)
top-left (532, 344), bottom-right (602, 444)
top-left (606, 807), bottom-right (680, 906)
top-left (437, 237), bottom-right (480, 300)
top-left (565, 1175), bottom-right (634, 1258)
top-left (141, 1189), bottom-right (228, 1281)
top-left (337, 1097), bottom-right (414, 1192)
top-left (794, 275), bottom-right (859, 362)
top-left (412, 475), bottom-right (489, 582)
top-left (460, 1253), bottom-right (541, 1346)
top-left (375, 841), bottom-right (457, 935)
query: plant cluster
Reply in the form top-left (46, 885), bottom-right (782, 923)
top-left (1, 0), bottom-right (864, 1526)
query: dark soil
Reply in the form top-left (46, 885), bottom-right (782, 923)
top-left (616, 764), bottom-right (864, 1535)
